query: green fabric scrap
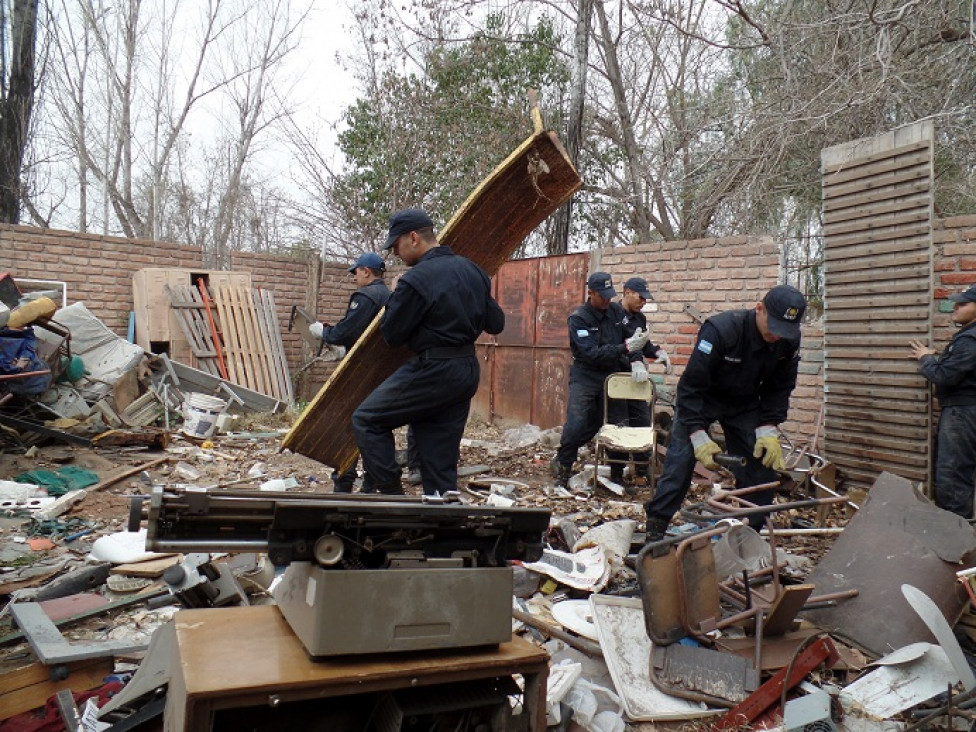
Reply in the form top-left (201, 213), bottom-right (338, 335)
top-left (14, 466), bottom-right (99, 495)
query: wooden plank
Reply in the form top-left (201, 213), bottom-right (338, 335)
top-left (823, 442), bottom-right (928, 470)
top-left (825, 250), bottom-right (929, 274)
top-left (822, 415), bottom-right (928, 441)
top-left (251, 288), bottom-right (285, 401)
top-left (825, 293), bottom-right (929, 310)
top-left (827, 269), bottom-right (927, 286)
top-left (823, 209), bottom-right (929, 237)
top-left (282, 120), bottom-right (582, 470)
top-left (233, 285), bottom-right (271, 396)
top-left (823, 189), bottom-right (930, 222)
top-left (164, 285), bottom-right (220, 376)
top-left (823, 167), bottom-right (929, 201)
top-left (822, 143), bottom-right (930, 179)
top-left (111, 555), bottom-right (182, 578)
top-left (763, 584), bottom-right (815, 637)
top-left (212, 285), bottom-right (241, 387)
top-left (256, 289), bottom-right (293, 404)
top-left (823, 225), bottom-right (929, 252)
top-left (0, 658), bottom-right (114, 719)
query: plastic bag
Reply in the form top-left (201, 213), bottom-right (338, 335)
top-left (563, 677), bottom-right (626, 731)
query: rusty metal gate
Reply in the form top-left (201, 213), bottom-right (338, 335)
top-left (821, 121), bottom-right (934, 493)
top-left (473, 253), bottom-right (589, 429)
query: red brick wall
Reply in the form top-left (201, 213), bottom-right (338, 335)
top-left (933, 215), bottom-right (976, 342)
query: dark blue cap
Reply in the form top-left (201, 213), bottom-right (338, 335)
top-left (586, 271), bottom-right (616, 299)
top-left (947, 285), bottom-right (976, 304)
top-left (762, 284), bottom-right (806, 339)
top-left (348, 252), bottom-right (386, 273)
top-left (383, 208), bottom-right (434, 251)
top-left (623, 277), bottom-right (653, 300)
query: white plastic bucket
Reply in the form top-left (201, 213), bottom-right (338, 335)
top-left (712, 523), bottom-right (767, 579)
top-left (181, 392), bottom-right (227, 439)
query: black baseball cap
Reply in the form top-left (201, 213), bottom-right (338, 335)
top-left (586, 272), bottom-right (616, 298)
top-left (762, 284), bottom-right (806, 339)
top-left (347, 252), bottom-right (386, 273)
top-left (623, 277), bottom-right (653, 300)
top-left (947, 285), bottom-right (976, 304)
top-left (383, 208), bottom-right (434, 251)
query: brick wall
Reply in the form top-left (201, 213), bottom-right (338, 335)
top-left (932, 215), bottom-right (976, 341)
top-left (592, 234), bottom-right (824, 444)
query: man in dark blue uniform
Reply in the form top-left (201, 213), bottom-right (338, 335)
top-left (310, 252), bottom-right (390, 492)
top-left (551, 272), bottom-right (657, 488)
top-left (619, 277), bottom-right (671, 484)
top-left (352, 208), bottom-right (505, 496)
top-left (910, 284), bottom-right (976, 518)
top-left (644, 284), bottom-right (806, 539)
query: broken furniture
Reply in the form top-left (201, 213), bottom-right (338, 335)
top-left (158, 605), bottom-right (549, 731)
top-left (137, 485), bottom-right (550, 657)
top-left (591, 372), bottom-right (657, 490)
top-left (283, 105), bottom-right (582, 473)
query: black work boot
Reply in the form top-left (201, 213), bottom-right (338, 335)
top-left (609, 466), bottom-right (625, 485)
top-left (551, 458), bottom-right (572, 488)
top-left (645, 517), bottom-right (670, 543)
top-left (332, 478), bottom-right (354, 494)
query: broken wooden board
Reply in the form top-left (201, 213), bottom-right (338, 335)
top-left (283, 112), bottom-right (582, 470)
top-left (0, 657), bottom-right (114, 720)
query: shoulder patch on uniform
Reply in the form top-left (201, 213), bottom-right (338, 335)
top-left (577, 329), bottom-right (589, 338)
top-left (350, 301), bottom-right (359, 309)
top-left (698, 339), bottom-right (713, 355)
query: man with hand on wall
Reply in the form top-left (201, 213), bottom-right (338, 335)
top-left (910, 284), bottom-right (976, 518)
top-left (643, 284), bottom-right (806, 540)
top-left (352, 208), bottom-right (504, 496)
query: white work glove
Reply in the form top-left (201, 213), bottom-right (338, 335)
top-left (630, 360), bottom-right (649, 383)
top-left (626, 327), bottom-right (650, 355)
top-left (753, 425), bottom-right (785, 470)
top-left (308, 321), bottom-right (325, 340)
top-left (654, 348), bottom-right (672, 375)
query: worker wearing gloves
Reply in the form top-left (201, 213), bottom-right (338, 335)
top-left (909, 284), bottom-right (976, 518)
top-left (311, 252), bottom-right (391, 492)
top-left (643, 284), bottom-right (806, 540)
top-left (352, 208), bottom-right (504, 497)
top-left (551, 272), bottom-right (660, 488)
top-left (620, 277), bottom-right (671, 485)
top-left (309, 252), bottom-right (390, 351)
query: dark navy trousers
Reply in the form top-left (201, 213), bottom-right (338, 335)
top-left (353, 356), bottom-right (479, 496)
top-left (644, 406), bottom-right (777, 529)
top-left (935, 405), bottom-right (976, 519)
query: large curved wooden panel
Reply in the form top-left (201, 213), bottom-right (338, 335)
top-left (283, 122), bottom-right (582, 469)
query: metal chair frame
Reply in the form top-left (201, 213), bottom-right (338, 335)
top-left (592, 372), bottom-right (657, 489)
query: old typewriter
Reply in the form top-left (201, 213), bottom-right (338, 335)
top-left (139, 485), bottom-right (550, 657)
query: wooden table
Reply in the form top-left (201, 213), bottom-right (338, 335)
top-left (164, 605), bottom-right (549, 731)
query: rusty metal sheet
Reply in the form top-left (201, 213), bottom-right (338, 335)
top-left (491, 346), bottom-right (536, 425)
top-left (494, 259), bottom-right (538, 347)
top-left (801, 471), bottom-right (976, 658)
top-left (283, 122), bottom-right (582, 469)
top-left (536, 254), bottom-right (589, 347)
top-left (532, 348), bottom-right (571, 429)
top-left (651, 644), bottom-right (758, 705)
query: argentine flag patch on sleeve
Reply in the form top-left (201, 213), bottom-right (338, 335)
top-left (698, 339), bottom-right (713, 355)
top-left (577, 329), bottom-right (590, 338)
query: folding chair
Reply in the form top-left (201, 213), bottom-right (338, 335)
top-left (592, 372), bottom-right (657, 490)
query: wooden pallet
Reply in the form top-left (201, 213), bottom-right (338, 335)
top-left (164, 284), bottom-right (223, 377)
top-left (282, 113), bottom-right (582, 470)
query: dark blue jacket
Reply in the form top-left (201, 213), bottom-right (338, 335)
top-left (381, 246), bottom-right (504, 351)
top-left (919, 323), bottom-right (976, 407)
top-left (324, 279), bottom-right (390, 348)
top-left (568, 301), bottom-right (643, 374)
top-left (678, 309), bottom-right (800, 432)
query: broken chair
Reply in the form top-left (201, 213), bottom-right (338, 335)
top-left (592, 372), bottom-right (657, 490)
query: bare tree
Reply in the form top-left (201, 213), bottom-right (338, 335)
top-left (0, 0), bottom-right (39, 224)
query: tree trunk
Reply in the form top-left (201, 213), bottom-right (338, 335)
top-left (0, 0), bottom-right (38, 224)
top-left (549, 0), bottom-right (593, 255)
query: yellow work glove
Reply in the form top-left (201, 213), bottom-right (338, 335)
top-left (689, 430), bottom-right (721, 470)
top-left (753, 426), bottom-right (784, 470)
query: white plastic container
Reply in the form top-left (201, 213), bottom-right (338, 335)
top-left (181, 392), bottom-right (228, 439)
